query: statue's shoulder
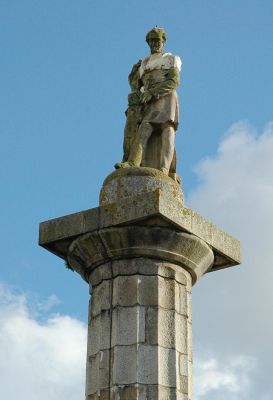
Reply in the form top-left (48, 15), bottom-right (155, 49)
top-left (163, 53), bottom-right (182, 71)
top-left (139, 53), bottom-right (182, 77)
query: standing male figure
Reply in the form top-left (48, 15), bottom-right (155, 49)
top-left (115, 27), bottom-right (182, 176)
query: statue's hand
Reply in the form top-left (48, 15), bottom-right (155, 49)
top-left (140, 91), bottom-right (153, 104)
top-left (128, 92), bottom-right (141, 106)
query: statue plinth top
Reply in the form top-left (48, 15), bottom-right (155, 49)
top-left (100, 167), bottom-right (184, 206)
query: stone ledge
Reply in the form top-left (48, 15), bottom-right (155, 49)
top-left (39, 189), bottom-right (240, 276)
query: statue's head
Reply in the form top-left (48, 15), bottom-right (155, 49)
top-left (146, 27), bottom-right (167, 54)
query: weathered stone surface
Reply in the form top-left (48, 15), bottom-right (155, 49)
top-left (87, 312), bottom-right (111, 356)
top-left (146, 308), bottom-right (187, 353)
top-left (100, 167), bottom-right (184, 205)
top-left (66, 226), bottom-right (214, 284)
top-left (85, 259), bottom-right (193, 399)
top-left (89, 258), bottom-right (188, 289)
top-left (179, 353), bottom-right (188, 376)
top-left (112, 345), bottom-right (138, 384)
top-left (90, 280), bottom-right (111, 317)
top-left (39, 187), bottom-right (240, 276)
top-left (111, 306), bottom-right (146, 346)
top-left (86, 352), bottom-right (100, 395)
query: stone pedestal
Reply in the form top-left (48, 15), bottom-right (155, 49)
top-left (39, 168), bottom-right (240, 400)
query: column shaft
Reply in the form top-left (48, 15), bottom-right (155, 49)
top-left (86, 258), bottom-right (193, 400)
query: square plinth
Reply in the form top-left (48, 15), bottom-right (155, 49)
top-left (39, 189), bottom-right (240, 274)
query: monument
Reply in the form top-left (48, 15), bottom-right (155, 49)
top-left (39, 28), bottom-right (240, 400)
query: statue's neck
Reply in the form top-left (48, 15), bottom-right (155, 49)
top-left (150, 51), bottom-right (164, 56)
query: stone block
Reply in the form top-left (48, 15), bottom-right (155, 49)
top-left (177, 394), bottom-right (189, 400)
top-left (178, 284), bottom-right (188, 316)
top-left (88, 311), bottom-right (111, 356)
top-left (158, 347), bottom-right (177, 387)
top-left (112, 345), bottom-right (137, 385)
top-left (187, 290), bottom-right (192, 322)
top-left (179, 353), bottom-right (188, 376)
top-left (146, 308), bottom-right (175, 349)
top-left (175, 313), bottom-right (188, 354)
top-left (156, 263), bottom-right (178, 280)
top-left (138, 345), bottom-right (158, 384)
top-left (145, 307), bottom-right (158, 345)
top-left (99, 350), bottom-right (110, 390)
top-left (86, 353), bottom-right (100, 395)
top-left (112, 306), bottom-right (145, 346)
top-left (99, 311), bottom-right (111, 351)
top-left (187, 321), bottom-right (192, 362)
top-left (138, 275), bottom-right (158, 305)
top-left (88, 297), bottom-right (92, 325)
top-left (112, 275), bottom-right (138, 307)
top-left (158, 276), bottom-right (176, 309)
top-left (188, 359), bottom-right (193, 400)
top-left (87, 315), bottom-right (100, 357)
top-left (174, 270), bottom-right (188, 286)
top-left (87, 389), bottom-right (110, 400)
top-left (110, 385), bottom-right (146, 400)
top-left (99, 349), bottom-right (109, 370)
top-left (111, 257), bottom-right (150, 277)
top-left (90, 280), bottom-right (111, 318)
top-left (180, 375), bottom-right (189, 395)
top-left (89, 263), bottom-right (113, 287)
top-left (145, 308), bottom-right (187, 354)
top-left (146, 385), bottom-right (184, 399)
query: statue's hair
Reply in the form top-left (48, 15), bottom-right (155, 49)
top-left (146, 27), bottom-right (167, 43)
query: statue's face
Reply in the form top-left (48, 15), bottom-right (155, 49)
top-left (148, 37), bottom-right (164, 54)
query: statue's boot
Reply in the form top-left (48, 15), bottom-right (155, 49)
top-left (160, 167), bottom-right (169, 175)
top-left (114, 161), bottom-right (136, 169)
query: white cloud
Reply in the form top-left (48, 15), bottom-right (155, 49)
top-left (195, 355), bottom-right (256, 400)
top-left (188, 121), bottom-right (273, 238)
top-left (0, 283), bottom-right (86, 400)
top-left (188, 121), bottom-right (273, 398)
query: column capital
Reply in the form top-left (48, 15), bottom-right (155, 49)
top-left (67, 225), bottom-right (214, 284)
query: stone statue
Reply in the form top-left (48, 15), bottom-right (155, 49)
top-left (115, 27), bottom-right (182, 181)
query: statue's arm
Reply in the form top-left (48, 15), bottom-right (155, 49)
top-left (128, 60), bottom-right (142, 90)
top-left (127, 60), bottom-right (142, 106)
top-left (150, 67), bottom-right (180, 99)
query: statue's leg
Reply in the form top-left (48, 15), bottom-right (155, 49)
top-left (122, 107), bottom-right (139, 162)
top-left (160, 124), bottom-right (175, 174)
top-left (115, 107), bottom-right (141, 169)
top-left (122, 119), bottom-right (133, 162)
top-left (127, 120), bottom-right (153, 167)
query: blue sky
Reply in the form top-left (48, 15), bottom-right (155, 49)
top-left (1, 1), bottom-right (273, 399)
